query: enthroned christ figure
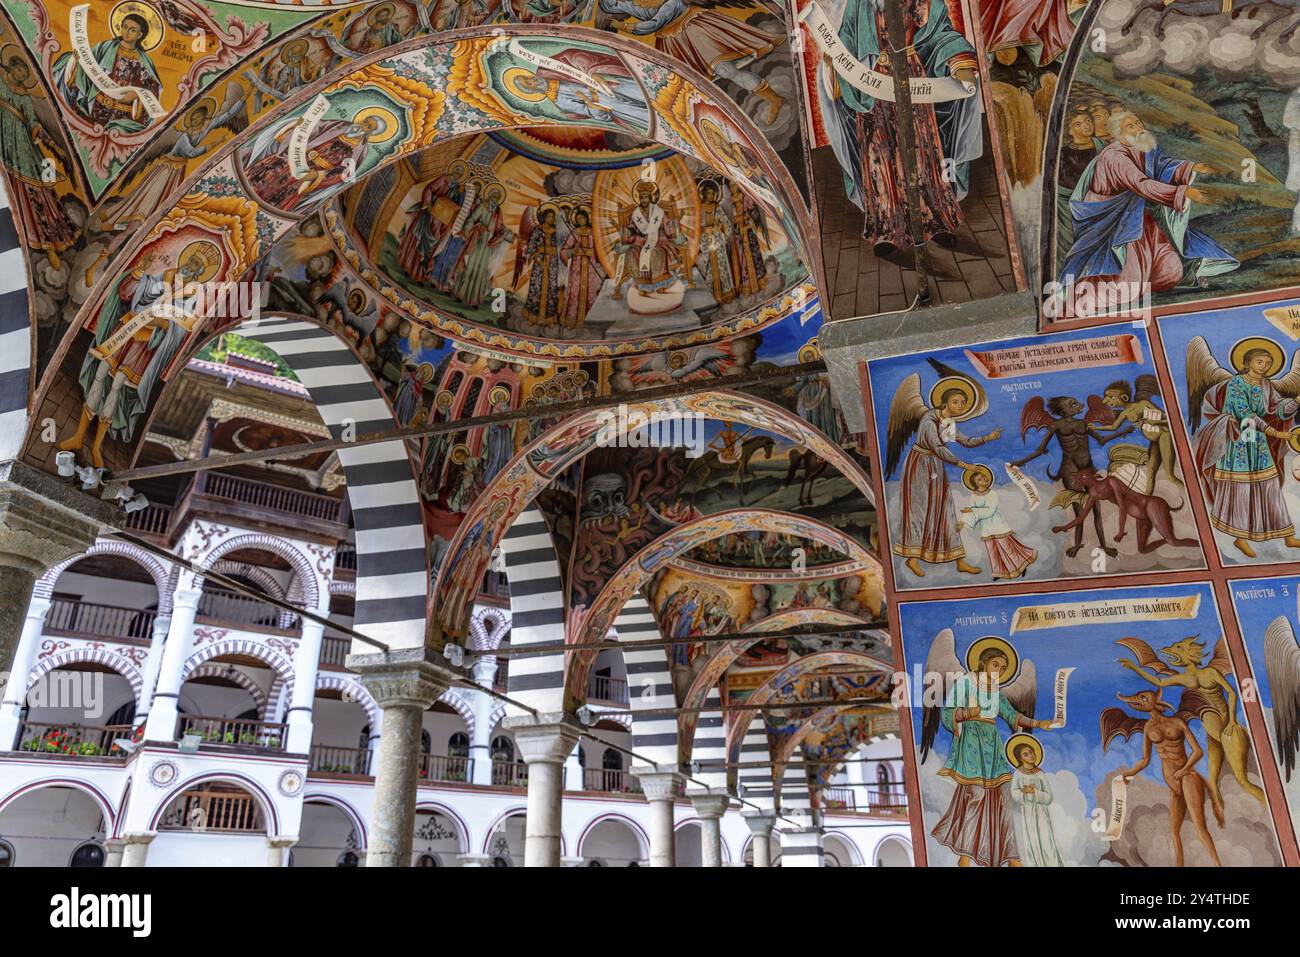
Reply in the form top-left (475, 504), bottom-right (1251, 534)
top-left (822, 0), bottom-right (982, 257)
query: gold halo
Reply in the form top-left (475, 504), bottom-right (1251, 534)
top-left (503, 66), bottom-right (550, 102)
top-left (0, 45), bottom-right (33, 88)
top-left (798, 343), bottom-right (820, 364)
top-left (418, 362), bottom-right (436, 383)
top-left (282, 38), bottom-right (309, 61)
top-left (178, 240), bottom-right (222, 284)
top-left (537, 201), bottom-right (561, 223)
top-left (347, 287), bottom-right (367, 313)
top-left (961, 464), bottom-right (993, 492)
top-left (488, 384), bottom-right (511, 406)
top-left (111, 1), bottom-right (165, 51)
top-left (367, 1), bottom-right (397, 25)
top-left (484, 183), bottom-right (506, 206)
top-left (182, 96), bottom-right (218, 131)
top-left (435, 390), bottom-right (454, 411)
top-left (447, 159), bottom-right (468, 180)
top-left (353, 106), bottom-right (399, 144)
top-left (697, 178), bottom-right (721, 198)
top-left (929, 376), bottom-right (979, 421)
top-left (1006, 733), bottom-right (1043, 769)
top-left (633, 180), bottom-right (660, 203)
top-left (449, 443), bottom-right (470, 465)
top-left (1230, 336), bottom-right (1284, 377)
top-left (667, 351), bottom-right (688, 371)
top-left (965, 636), bottom-right (1019, 682)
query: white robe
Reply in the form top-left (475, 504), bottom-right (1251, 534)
top-left (1011, 768), bottom-right (1064, 866)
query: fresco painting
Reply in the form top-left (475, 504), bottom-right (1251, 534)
top-left (900, 583), bottom-right (1281, 866)
top-left (869, 322), bottom-right (1203, 591)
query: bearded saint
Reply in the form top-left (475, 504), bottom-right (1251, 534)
top-left (1061, 111), bottom-right (1238, 308)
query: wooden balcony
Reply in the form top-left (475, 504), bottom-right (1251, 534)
top-left (309, 744), bottom-right (372, 777)
top-left (587, 674), bottom-right (628, 706)
top-left (159, 787), bottom-right (263, 833)
top-left (176, 715), bottom-right (287, 751)
top-left (582, 767), bottom-right (642, 794)
top-left (145, 473), bottom-right (348, 545)
top-left (15, 721), bottom-right (133, 758)
top-left (823, 786), bottom-right (856, 810)
top-left (319, 634), bottom-right (350, 671)
top-left (44, 599), bottom-right (155, 643)
top-left (492, 760), bottom-right (529, 788)
top-left (195, 587), bottom-right (298, 634)
top-left (418, 753), bottom-right (473, 784)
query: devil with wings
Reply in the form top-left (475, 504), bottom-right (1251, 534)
top-left (917, 629), bottom-right (1054, 866)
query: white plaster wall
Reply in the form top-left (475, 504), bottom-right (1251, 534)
top-left (0, 786), bottom-right (106, 867)
top-left (147, 832), bottom-right (268, 866)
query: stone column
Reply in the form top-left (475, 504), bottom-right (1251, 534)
top-left (503, 712), bottom-right (581, 867)
top-left (0, 594), bottom-right (50, 748)
top-left (285, 614), bottom-right (326, 754)
top-left (457, 853), bottom-right (493, 867)
top-left (743, 812), bottom-right (775, 867)
top-left (349, 649), bottom-right (449, 868)
top-left (266, 838), bottom-right (295, 867)
top-left (119, 834), bottom-right (153, 868)
top-left (688, 791), bottom-right (729, 868)
top-left (0, 461), bottom-right (113, 675)
top-left (633, 767), bottom-right (681, 867)
top-left (143, 585), bottom-right (202, 743)
top-left (468, 656), bottom-right (497, 786)
top-left (103, 838), bottom-right (125, 868)
top-left (132, 612), bottom-right (171, 728)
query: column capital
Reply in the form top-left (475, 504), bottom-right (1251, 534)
top-left (502, 712), bottom-right (582, 765)
top-left (120, 833), bottom-right (155, 845)
top-left (266, 837), bottom-right (297, 849)
top-left (689, 793), bottom-right (730, 820)
top-left (630, 766), bottom-right (682, 801)
top-left (742, 811), bottom-right (775, 835)
top-left (349, 648), bottom-right (454, 710)
top-left (0, 460), bottom-right (116, 576)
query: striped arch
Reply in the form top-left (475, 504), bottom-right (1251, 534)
top-left (687, 688), bottom-right (728, 792)
top-left (25, 647), bottom-right (143, 702)
top-left (500, 507), bottom-right (567, 715)
top-left (35, 540), bottom-right (174, 616)
top-left (197, 532), bottom-right (321, 612)
top-left (610, 595), bottom-right (677, 769)
top-left (210, 561), bottom-right (284, 601)
top-left (0, 177), bottom-right (29, 460)
top-left (314, 674), bottom-right (379, 730)
top-left (468, 607), bottom-right (510, 651)
top-left (437, 689), bottom-right (476, 738)
top-left (181, 638), bottom-right (295, 714)
top-left (219, 316), bottom-right (427, 649)
top-left (736, 715), bottom-right (774, 811)
top-left (184, 662), bottom-right (269, 718)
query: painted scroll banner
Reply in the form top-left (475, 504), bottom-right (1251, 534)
top-left (1104, 775), bottom-right (1128, 841)
top-left (1009, 594), bottom-right (1201, 633)
top-left (1049, 666), bottom-right (1074, 728)
top-left (69, 4), bottom-right (167, 121)
top-left (798, 2), bottom-right (976, 104)
top-left (964, 334), bottom-right (1144, 379)
top-left (1004, 463), bottom-right (1040, 509)
top-left (289, 95), bottom-right (333, 179)
top-left (498, 36), bottom-right (613, 96)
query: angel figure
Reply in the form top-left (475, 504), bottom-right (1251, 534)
top-left (1186, 335), bottom-right (1300, 558)
top-left (730, 187), bottom-right (769, 297)
top-left (695, 180), bottom-right (736, 303)
top-left (108, 84), bottom-right (249, 231)
top-left (1264, 611), bottom-right (1300, 782)
top-left (1116, 634), bottom-right (1265, 809)
top-left (514, 203), bottom-right (563, 326)
top-left (884, 365), bottom-right (1002, 578)
top-left (919, 631), bottom-right (1052, 867)
top-left (558, 205), bottom-right (605, 329)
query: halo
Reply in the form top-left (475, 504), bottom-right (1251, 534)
top-left (484, 183), bottom-right (506, 206)
top-left (418, 362), bottom-right (436, 383)
top-left (1005, 733), bottom-right (1043, 769)
top-left (0, 45), bottom-right (33, 88)
top-left (797, 343), bottom-right (820, 364)
top-left (111, 1), bottom-right (165, 51)
top-left (282, 38), bottom-right (309, 61)
top-left (181, 96), bottom-right (218, 131)
top-left (488, 384), bottom-right (511, 406)
top-left (353, 106), bottom-right (399, 144)
top-left (435, 390), bottom-right (454, 411)
top-left (667, 351), bottom-right (688, 371)
top-left (449, 443), bottom-right (470, 466)
top-left (503, 66), bottom-right (550, 102)
top-left (634, 180), bottom-right (660, 203)
top-left (1229, 336), bottom-right (1284, 377)
top-left (447, 159), bottom-right (468, 180)
top-left (537, 201), bottom-right (561, 223)
top-left (1288, 428), bottom-right (1300, 455)
top-left (965, 636), bottom-right (1019, 682)
top-left (347, 287), bottom-right (367, 313)
top-left (961, 464), bottom-right (993, 492)
top-left (178, 240), bottom-right (222, 284)
top-left (697, 178), bottom-right (721, 198)
top-left (929, 376), bottom-right (980, 421)
top-left (367, 1), bottom-right (397, 25)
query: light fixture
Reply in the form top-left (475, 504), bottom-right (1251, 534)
top-left (576, 705), bottom-right (595, 727)
top-left (55, 451), bottom-right (76, 477)
top-left (75, 465), bottom-right (105, 490)
top-left (441, 643), bottom-right (464, 667)
top-left (690, 760), bottom-right (701, 776)
top-left (110, 483), bottom-right (133, 503)
top-left (124, 493), bottom-right (149, 514)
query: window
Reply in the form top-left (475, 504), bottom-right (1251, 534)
top-left (0, 840), bottom-right (14, 867)
top-left (69, 842), bottom-right (105, 867)
top-left (490, 736), bottom-right (514, 764)
top-left (602, 748), bottom-right (622, 771)
top-left (492, 856), bottom-right (510, 867)
top-left (415, 853), bottom-right (438, 867)
top-left (336, 851), bottom-right (359, 868)
top-left (447, 732), bottom-right (469, 758)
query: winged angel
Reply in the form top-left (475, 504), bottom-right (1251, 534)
top-left (1265, 611), bottom-right (1300, 785)
top-left (884, 361), bottom-right (1000, 578)
top-left (1186, 335), bottom-right (1300, 557)
top-left (917, 629), bottom-right (1052, 867)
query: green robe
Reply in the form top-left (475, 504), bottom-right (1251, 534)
top-left (939, 673), bottom-right (1025, 787)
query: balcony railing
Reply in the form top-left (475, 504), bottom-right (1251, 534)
top-left (320, 635), bottom-right (350, 670)
top-left (45, 599), bottom-right (155, 642)
top-left (587, 674), bottom-right (628, 705)
top-left (334, 544), bottom-right (357, 571)
top-left (492, 760), bottom-right (529, 788)
top-left (124, 502), bottom-right (172, 536)
top-left (16, 721), bottom-right (133, 758)
top-left (196, 587), bottom-right (297, 632)
top-left (865, 787), bottom-right (908, 816)
top-left (159, 788), bottom-right (262, 833)
top-left (582, 767), bottom-right (641, 794)
top-left (204, 473), bottom-right (343, 523)
top-left (823, 786), bottom-right (856, 810)
top-left (418, 753), bottom-right (473, 784)
top-left (177, 715), bottom-right (287, 750)
top-left (309, 744), bottom-right (372, 777)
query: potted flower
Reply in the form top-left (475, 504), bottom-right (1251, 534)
top-left (180, 724), bottom-right (204, 751)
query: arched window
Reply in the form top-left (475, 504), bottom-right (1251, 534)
top-left (415, 853), bottom-right (439, 867)
top-left (336, 851), bottom-right (359, 868)
top-left (876, 763), bottom-right (891, 784)
top-left (601, 748), bottom-right (622, 771)
top-left (105, 701), bottom-right (135, 728)
top-left (490, 736), bottom-right (514, 764)
top-left (0, 839), bottom-right (14, 867)
top-left (447, 732), bottom-right (469, 758)
top-left (69, 842), bottom-right (105, 867)
top-left (492, 856), bottom-right (510, 867)
top-left (421, 730), bottom-right (432, 755)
